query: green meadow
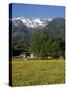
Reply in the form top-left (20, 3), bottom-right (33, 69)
top-left (11, 58), bottom-right (65, 86)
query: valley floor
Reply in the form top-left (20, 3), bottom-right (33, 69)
top-left (10, 58), bottom-right (65, 86)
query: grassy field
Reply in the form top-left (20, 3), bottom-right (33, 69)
top-left (10, 58), bottom-right (65, 86)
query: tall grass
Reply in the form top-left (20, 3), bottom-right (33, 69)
top-left (11, 58), bottom-right (65, 86)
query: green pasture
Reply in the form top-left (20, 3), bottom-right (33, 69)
top-left (10, 58), bottom-right (65, 86)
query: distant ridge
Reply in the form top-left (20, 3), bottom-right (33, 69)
top-left (10, 17), bottom-right (65, 48)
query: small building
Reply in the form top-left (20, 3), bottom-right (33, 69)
top-left (19, 52), bottom-right (34, 59)
top-left (20, 53), bottom-right (26, 58)
top-left (47, 56), bottom-right (52, 60)
top-left (30, 53), bottom-right (34, 58)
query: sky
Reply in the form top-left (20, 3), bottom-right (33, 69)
top-left (9, 3), bottom-right (65, 19)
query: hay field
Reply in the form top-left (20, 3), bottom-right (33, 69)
top-left (10, 58), bottom-right (65, 86)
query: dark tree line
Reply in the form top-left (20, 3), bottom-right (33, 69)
top-left (12, 30), bottom-right (65, 59)
top-left (30, 31), bottom-right (65, 59)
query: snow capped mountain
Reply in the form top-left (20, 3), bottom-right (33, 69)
top-left (12, 17), bottom-right (52, 28)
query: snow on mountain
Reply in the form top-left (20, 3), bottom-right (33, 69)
top-left (12, 17), bottom-right (52, 28)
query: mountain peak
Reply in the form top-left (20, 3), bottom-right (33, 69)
top-left (12, 16), bottom-right (51, 28)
